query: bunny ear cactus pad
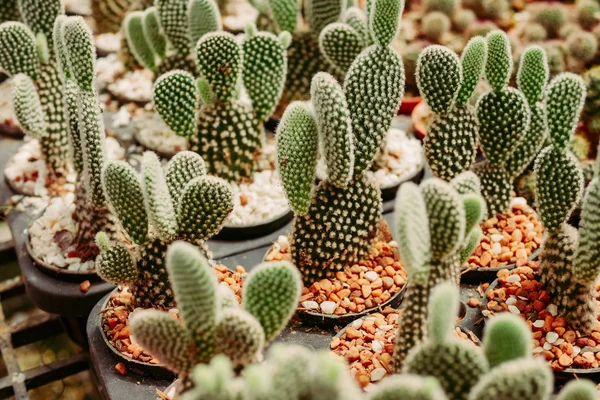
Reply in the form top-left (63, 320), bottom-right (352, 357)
top-left (471, 161), bottom-right (512, 217)
top-left (482, 313), bottom-right (531, 368)
top-left (153, 70), bottom-right (198, 137)
top-left (484, 30), bottom-right (512, 91)
top-left (156, 0), bottom-right (191, 53)
top-left (516, 46), bottom-right (549, 107)
top-left (124, 11), bottom-right (157, 71)
top-left (19, 0), bottom-right (63, 46)
top-left (369, 0), bottom-right (403, 47)
top-left (305, 0), bottom-right (346, 39)
top-left (556, 380), bottom-right (598, 400)
top-left (196, 32), bottom-right (241, 103)
top-left (0, 22), bottom-right (39, 78)
top-left (276, 102), bottom-right (319, 214)
top-left (368, 376), bottom-right (449, 400)
top-left (455, 36), bottom-right (487, 107)
top-left (165, 151), bottom-right (207, 207)
top-left (188, 0), bottom-right (222, 46)
top-left (11, 73), bottom-right (45, 138)
top-left (545, 73), bottom-right (587, 150)
top-left (319, 22), bottom-right (365, 76)
top-left (416, 45), bottom-right (461, 116)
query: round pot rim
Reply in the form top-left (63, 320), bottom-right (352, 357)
top-left (0, 122), bottom-right (23, 137)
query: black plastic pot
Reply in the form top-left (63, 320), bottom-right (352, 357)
top-left (0, 122), bottom-right (23, 137)
top-left (96, 289), bottom-right (177, 380)
top-left (216, 209), bottom-right (293, 240)
top-left (460, 245), bottom-right (542, 285)
top-left (379, 164), bottom-right (425, 202)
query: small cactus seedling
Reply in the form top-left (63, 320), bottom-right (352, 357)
top-left (534, 73), bottom-right (600, 334)
top-left (404, 283), bottom-right (558, 400)
top-left (474, 31), bottom-right (551, 217)
top-left (276, 0), bottom-right (405, 285)
top-left (152, 24), bottom-right (289, 182)
top-left (124, 0), bottom-right (221, 77)
top-left (96, 151), bottom-right (234, 309)
top-left (417, 37), bottom-right (487, 182)
top-left (0, 0), bottom-right (70, 174)
top-left (129, 241), bottom-right (301, 392)
top-left (51, 16), bottom-right (120, 264)
top-left (392, 173), bottom-right (485, 370)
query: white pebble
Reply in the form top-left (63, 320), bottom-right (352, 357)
top-left (371, 340), bottom-right (384, 354)
top-left (533, 347), bottom-right (544, 354)
top-left (320, 301), bottom-right (337, 315)
top-left (492, 242), bottom-right (502, 255)
top-left (506, 274), bottom-right (521, 283)
top-left (302, 301), bottom-right (319, 310)
top-left (482, 309), bottom-right (492, 317)
top-left (546, 331), bottom-right (559, 344)
top-left (554, 338), bottom-right (565, 345)
top-left (543, 342), bottom-right (552, 351)
top-left (352, 319), bottom-right (364, 329)
top-left (378, 325), bottom-right (394, 332)
top-left (547, 304), bottom-right (558, 316)
top-left (505, 296), bottom-right (517, 306)
top-left (533, 320), bottom-right (545, 328)
top-left (490, 234), bottom-right (504, 242)
top-left (508, 305), bottom-right (520, 315)
top-left (526, 223), bottom-right (535, 232)
top-left (370, 368), bottom-right (386, 382)
top-left (364, 271), bottom-right (378, 282)
top-left (511, 197), bottom-right (528, 207)
top-left (573, 346), bottom-right (582, 357)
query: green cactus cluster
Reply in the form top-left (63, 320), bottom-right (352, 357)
top-left (533, 4), bottom-right (566, 38)
top-left (422, 12), bottom-right (451, 42)
top-left (474, 32), bottom-right (553, 217)
top-left (534, 72), bottom-right (600, 334)
top-left (392, 173), bottom-right (485, 371)
top-left (125, 0), bottom-right (220, 77)
top-left (152, 24), bottom-right (289, 183)
top-left (96, 150), bottom-right (234, 309)
top-left (129, 241), bottom-right (301, 394)
top-left (577, 0), bottom-right (600, 30)
top-left (0, 0), bottom-right (70, 174)
top-left (566, 30), bottom-right (598, 62)
top-left (276, 0), bottom-right (404, 285)
top-left (417, 37), bottom-right (486, 182)
top-left (50, 16), bottom-right (121, 264)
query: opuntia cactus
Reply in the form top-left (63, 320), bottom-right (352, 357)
top-left (276, 0), bottom-right (404, 285)
top-left (129, 241), bottom-right (301, 394)
top-left (152, 24), bottom-right (289, 183)
top-left (0, 0), bottom-right (70, 174)
top-left (96, 150), bottom-right (234, 309)
top-left (392, 173), bottom-right (485, 370)
top-left (535, 73), bottom-right (600, 334)
top-left (0, 0), bottom-right (20, 23)
top-left (417, 37), bottom-right (486, 182)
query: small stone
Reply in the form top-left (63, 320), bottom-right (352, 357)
top-left (546, 331), bottom-right (559, 344)
top-left (492, 242), bottom-right (502, 254)
top-left (370, 368), bottom-right (386, 382)
top-left (320, 301), bottom-right (337, 315)
top-left (505, 296), bottom-right (517, 306)
top-left (533, 320), bottom-right (544, 328)
top-left (467, 298), bottom-right (480, 307)
top-left (371, 340), bottom-right (384, 354)
top-left (362, 285), bottom-right (372, 298)
top-left (508, 305), bottom-right (520, 315)
top-left (330, 337), bottom-right (341, 349)
top-left (115, 363), bottom-right (127, 375)
top-left (302, 301), bottom-right (319, 310)
top-left (382, 276), bottom-right (394, 289)
top-left (543, 341), bottom-right (552, 351)
top-left (559, 353), bottom-right (572, 367)
top-left (346, 327), bottom-right (363, 340)
top-left (506, 275), bottom-right (521, 283)
top-left (547, 304), bottom-right (558, 316)
top-left (364, 271), bottom-right (378, 282)
top-left (491, 234), bottom-right (503, 242)
top-left (79, 280), bottom-right (91, 293)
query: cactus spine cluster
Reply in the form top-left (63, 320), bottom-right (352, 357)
top-left (0, 0), bottom-right (20, 23)
top-left (0, 0), bottom-right (70, 173)
top-left (52, 16), bottom-right (121, 263)
top-left (534, 72), bottom-right (600, 334)
top-left (129, 241), bottom-right (301, 394)
top-left (392, 172), bottom-right (485, 370)
top-left (276, 0), bottom-right (404, 285)
top-left (96, 150), bottom-right (234, 309)
top-left (124, 0), bottom-right (221, 77)
top-left (152, 23), bottom-right (289, 182)
top-left (417, 37), bottom-right (486, 182)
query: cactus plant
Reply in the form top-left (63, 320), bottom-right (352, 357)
top-left (152, 24), bottom-right (289, 183)
top-left (276, 0), bottom-right (404, 285)
top-left (583, 66), bottom-right (600, 136)
top-left (129, 241), bottom-right (301, 393)
top-left (576, 0), bottom-right (600, 31)
top-left (92, 0), bottom-right (152, 34)
top-left (534, 73), bottom-right (600, 335)
top-left (566, 30), bottom-right (598, 63)
top-left (96, 150), bottom-right (234, 309)
top-left (422, 12), bottom-right (451, 43)
top-left (124, 0), bottom-right (220, 77)
top-left (417, 37), bottom-right (486, 182)
top-left (533, 4), bottom-right (566, 38)
top-left (0, 0), bottom-right (70, 175)
top-left (0, 0), bottom-right (20, 23)
top-left (392, 173), bottom-right (485, 370)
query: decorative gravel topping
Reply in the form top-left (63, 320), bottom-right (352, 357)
top-left (132, 111), bottom-right (188, 157)
top-left (96, 54), bottom-right (126, 92)
top-left (331, 310), bottom-right (476, 388)
top-left (102, 265), bottom-right (245, 363)
top-left (484, 262), bottom-right (600, 370)
top-left (467, 199), bottom-right (544, 269)
top-left (95, 32), bottom-right (121, 54)
top-left (266, 234), bottom-right (407, 316)
top-left (108, 70), bottom-right (154, 104)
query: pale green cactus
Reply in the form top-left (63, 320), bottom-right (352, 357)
top-left (0, 0), bottom-right (70, 173)
top-left (418, 38), bottom-right (486, 182)
top-left (97, 150), bottom-right (233, 309)
top-left (129, 241), bottom-right (301, 395)
top-left (153, 24), bottom-right (289, 183)
top-left (277, 3), bottom-right (404, 284)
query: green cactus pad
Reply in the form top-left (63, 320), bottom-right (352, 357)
top-left (311, 72), bottom-right (354, 187)
top-left (428, 283), bottom-right (460, 345)
top-left (291, 175), bottom-right (381, 284)
top-left (102, 161), bottom-right (149, 244)
top-left (196, 32), bottom-right (241, 103)
top-left (450, 171), bottom-right (481, 195)
top-left (276, 102), bottom-right (319, 214)
top-left (153, 70), bottom-right (198, 138)
top-left (369, 0), bottom-right (403, 47)
top-left (18, 0), bottom-right (63, 45)
top-left (319, 23), bottom-right (364, 75)
top-left (516, 45), bottom-right (548, 107)
top-left (63, 79), bottom-right (83, 174)
top-left (95, 233), bottom-right (137, 284)
top-left (215, 308), bottom-right (265, 367)
top-left (456, 36), bottom-right (487, 107)
top-left (368, 375), bottom-right (449, 400)
top-left (534, 146), bottom-right (583, 232)
top-left (345, 7), bottom-right (371, 46)
top-left (242, 29), bottom-right (288, 122)
top-left (484, 30), bottom-right (512, 92)
top-left (11, 73), bottom-right (45, 138)
top-left (573, 176), bottom-right (600, 283)
top-left (129, 309), bottom-right (195, 373)
top-left (421, 179), bottom-right (465, 260)
top-left (345, 45), bottom-right (404, 173)
top-left (142, 152), bottom-right (179, 241)
top-left (0, 22), bottom-right (39, 78)
top-left (167, 241), bottom-right (218, 364)
top-left (461, 227), bottom-right (482, 265)
top-left (556, 380), bottom-right (598, 400)
top-left (176, 176), bottom-right (234, 244)
top-left (545, 73), bottom-right (587, 150)
top-left (416, 45), bottom-right (461, 116)
top-left (305, 0), bottom-right (344, 38)
top-left (165, 151), bottom-right (207, 208)
top-left (132, 239), bottom-right (174, 309)
top-left (482, 313), bottom-right (532, 368)
top-left (471, 161), bottom-right (512, 217)
top-left (124, 11), bottom-right (157, 71)
top-left (143, 7), bottom-right (167, 59)
top-left (463, 193), bottom-right (485, 235)
top-left (188, 0), bottom-right (222, 46)
top-left (504, 103), bottom-right (547, 179)
top-left (242, 261), bottom-right (301, 342)
top-left (156, 0), bottom-right (190, 52)
top-left (424, 106), bottom-right (478, 182)
top-left (394, 182), bottom-right (431, 279)
top-left (62, 17), bottom-right (96, 93)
